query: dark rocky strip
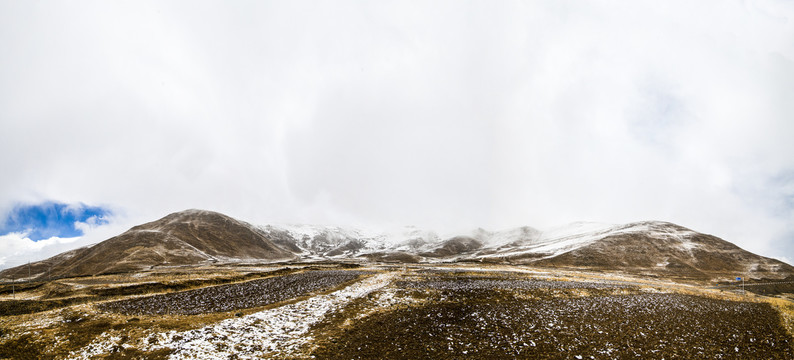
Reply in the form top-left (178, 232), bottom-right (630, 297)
top-left (99, 270), bottom-right (371, 315)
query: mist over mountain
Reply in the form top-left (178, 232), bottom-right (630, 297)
top-left (2, 210), bottom-right (791, 282)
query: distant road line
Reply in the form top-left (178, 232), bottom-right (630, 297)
top-left (709, 281), bottom-right (794, 289)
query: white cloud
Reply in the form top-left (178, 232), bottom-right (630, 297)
top-left (0, 218), bottom-right (131, 270)
top-left (0, 233), bottom-right (81, 269)
top-left (0, 0), bottom-right (793, 265)
top-left (73, 214), bottom-right (109, 234)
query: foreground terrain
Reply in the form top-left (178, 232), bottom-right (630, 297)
top-left (1, 263), bottom-right (793, 359)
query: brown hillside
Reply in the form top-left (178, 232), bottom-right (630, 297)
top-left (0, 210), bottom-right (297, 279)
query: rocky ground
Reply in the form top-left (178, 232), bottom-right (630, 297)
top-left (98, 270), bottom-right (371, 315)
top-left (314, 272), bottom-right (792, 359)
top-left (1, 264), bottom-right (793, 359)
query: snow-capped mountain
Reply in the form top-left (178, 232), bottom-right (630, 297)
top-left (2, 210), bottom-right (792, 282)
top-left (258, 224), bottom-right (389, 258)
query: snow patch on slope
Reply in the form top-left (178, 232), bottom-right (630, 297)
top-left (473, 226), bottom-right (542, 248)
top-left (481, 222), bottom-right (619, 259)
top-left (479, 221), bottom-right (703, 260)
top-left (260, 224), bottom-right (444, 255)
top-left (258, 220), bottom-right (709, 262)
top-left (74, 273), bottom-right (395, 359)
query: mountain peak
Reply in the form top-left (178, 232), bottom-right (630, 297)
top-left (1, 211), bottom-right (791, 282)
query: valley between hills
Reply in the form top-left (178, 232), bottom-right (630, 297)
top-left (2, 210), bottom-right (794, 359)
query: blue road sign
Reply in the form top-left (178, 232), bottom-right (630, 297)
top-left (736, 277), bottom-right (742, 281)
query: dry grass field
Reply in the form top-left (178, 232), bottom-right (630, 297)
top-left (1, 263), bottom-right (793, 359)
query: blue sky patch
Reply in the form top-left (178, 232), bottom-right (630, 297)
top-left (0, 202), bottom-right (112, 241)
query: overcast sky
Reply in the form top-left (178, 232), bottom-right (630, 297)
top-left (1, 0), bottom-right (793, 269)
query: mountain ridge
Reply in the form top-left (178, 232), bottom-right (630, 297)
top-left (1, 209), bottom-right (791, 282)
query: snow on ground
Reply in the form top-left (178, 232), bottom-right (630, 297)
top-left (480, 221), bottom-right (703, 260)
top-left (479, 222), bottom-right (622, 259)
top-left (72, 273), bottom-right (395, 360)
top-left (262, 223), bottom-right (444, 252)
top-left (386, 226), bottom-right (444, 252)
top-left (263, 224), bottom-right (372, 241)
top-left (477, 226), bottom-right (542, 248)
top-left (260, 223), bottom-right (388, 255)
top-left (260, 220), bottom-right (706, 262)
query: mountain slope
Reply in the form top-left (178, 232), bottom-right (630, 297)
top-left (500, 221), bottom-right (794, 280)
top-left (2, 211), bottom-right (791, 282)
top-left (1, 210), bottom-right (297, 279)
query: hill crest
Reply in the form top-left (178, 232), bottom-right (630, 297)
top-left (2, 210), bottom-right (790, 282)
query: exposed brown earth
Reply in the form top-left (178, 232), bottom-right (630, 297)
top-left (311, 271), bottom-right (794, 360)
top-left (0, 210), bottom-right (297, 279)
top-left (420, 236), bottom-right (483, 257)
top-left (533, 231), bottom-right (794, 282)
top-left (2, 211), bottom-right (792, 292)
top-left (1, 265), bottom-right (794, 359)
